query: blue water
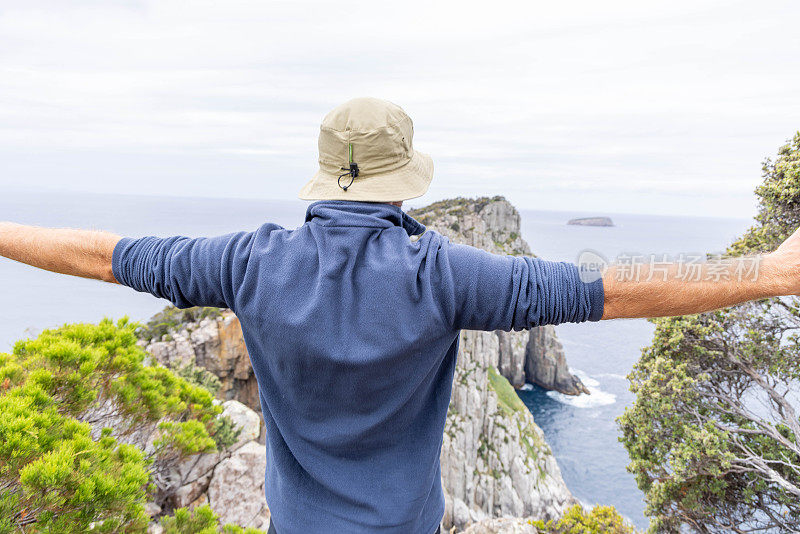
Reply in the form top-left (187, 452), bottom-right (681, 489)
top-left (0, 191), bottom-right (751, 530)
top-left (517, 208), bottom-right (751, 529)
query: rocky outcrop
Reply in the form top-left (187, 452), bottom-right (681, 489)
top-left (409, 197), bottom-right (532, 257)
top-left (567, 216), bottom-right (614, 227)
top-left (207, 441), bottom-right (269, 529)
top-left (144, 313), bottom-right (262, 425)
top-left (410, 197), bottom-right (581, 530)
top-left (139, 316), bottom-right (269, 528)
top-left (440, 332), bottom-right (575, 530)
top-left (461, 517), bottom-right (542, 534)
top-left (526, 326), bottom-right (590, 395)
top-left (144, 400), bottom-right (270, 530)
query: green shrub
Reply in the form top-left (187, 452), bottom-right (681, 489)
top-left (160, 505), bottom-right (264, 534)
top-left (176, 360), bottom-right (223, 396)
top-left (530, 504), bottom-right (635, 533)
top-left (619, 133), bottom-right (800, 533)
top-left (0, 318), bottom-right (242, 532)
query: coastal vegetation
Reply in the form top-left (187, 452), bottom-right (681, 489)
top-left (0, 318), bottom-right (258, 533)
top-left (619, 133), bottom-right (800, 532)
top-left (160, 505), bottom-right (262, 534)
top-left (530, 503), bottom-right (635, 533)
top-left (137, 306), bottom-right (223, 342)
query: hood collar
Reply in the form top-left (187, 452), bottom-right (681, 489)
top-left (305, 200), bottom-right (426, 237)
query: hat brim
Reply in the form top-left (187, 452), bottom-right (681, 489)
top-left (298, 150), bottom-right (434, 202)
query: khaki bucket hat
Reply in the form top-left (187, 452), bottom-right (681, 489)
top-left (298, 97), bottom-right (434, 202)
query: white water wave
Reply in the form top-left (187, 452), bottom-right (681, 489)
top-left (546, 369), bottom-right (617, 408)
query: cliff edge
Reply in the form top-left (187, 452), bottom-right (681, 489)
top-left (409, 197), bottom-right (584, 529)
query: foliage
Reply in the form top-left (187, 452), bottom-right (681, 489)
top-left (530, 504), bottom-right (635, 533)
top-left (729, 132), bottom-right (800, 256)
top-left (159, 505), bottom-right (264, 534)
top-left (136, 306), bottom-right (223, 342)
top-left (176, 360), bottom-right (223, 396)
top-left (0, 390), bottom-right (150, 532)
top-left (0, 318), bottom-right (239, 532)
top-left (619, 133), bottom-right (800, 533)
top-left (487, 366), bottom-right (528, 417)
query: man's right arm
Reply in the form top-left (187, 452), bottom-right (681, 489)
top-left (0, 221), bottom-right (258, 310)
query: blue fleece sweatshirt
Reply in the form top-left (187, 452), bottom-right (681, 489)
top-left (112, 200), bottom-right (604, 534)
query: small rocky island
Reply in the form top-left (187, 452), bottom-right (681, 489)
top-left (567, 216), bottom-right (614, 227)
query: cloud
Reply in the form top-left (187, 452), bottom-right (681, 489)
top-left (0, 0), bottom-right (798, 216)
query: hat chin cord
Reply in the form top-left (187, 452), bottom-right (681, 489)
top-left (337, 162), bottom-right (359, 191)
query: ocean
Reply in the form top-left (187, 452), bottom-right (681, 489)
top-left (0, 191), bottom-right (752, 530)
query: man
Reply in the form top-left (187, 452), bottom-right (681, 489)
top-left (1, 97), bottom-right (798, 534)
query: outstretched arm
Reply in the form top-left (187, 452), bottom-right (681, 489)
top-left (0, 220), bottom-right (261, 309)
top-left (601, 227), bottom-right (800, 320)
top-left (0, 222), bottom-right (121, 283)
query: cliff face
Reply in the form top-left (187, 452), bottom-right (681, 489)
top-left (140, 196), bottom-right (584, 531)
top-left (526, 326), bottom-right (589, 396)
top-left (408, 197), bottom-right (579, 529)
top-left (146, 312), bottom-right (261, 417)
top-left (138, 313), bottom-right (270, 530)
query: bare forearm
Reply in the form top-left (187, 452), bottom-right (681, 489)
top-left (0, 222), bottom-right (121, 283)
top-left (601, 254), bottom-right (789, 320)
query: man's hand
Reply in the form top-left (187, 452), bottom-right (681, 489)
top-left (0, 222), bottom-right (121, 283)
top-left (764, 226), bottom-right (800, 294)
top-left (600, 227), bottom-right (800, 320)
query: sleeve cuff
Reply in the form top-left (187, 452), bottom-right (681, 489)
top-left (111, 236), bottom-right (135, 287)
top-left (587, 276), bottom-right (605, 322)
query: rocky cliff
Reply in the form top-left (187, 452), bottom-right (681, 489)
top-left (135, 311), bottom-right (270, 530)
top-left (525, 326), bottom-right (589, 396)
top-left (408, 197), bottom-right (581, 529)
top-left (158, 400), bottom-right (270, 530)
top-left (138, 196), bottom-right (586, 531)
top-left (145, 310), bottom-right (262, 422)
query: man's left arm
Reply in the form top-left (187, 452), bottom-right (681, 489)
top-left (112, 232), bottom-right (254, 309)
top-left (0, 222), bottom-right (120, 283)
top-left (0, 222), bottom-right (255, 309)
top-left (601, 226), bottom-right (800, 320)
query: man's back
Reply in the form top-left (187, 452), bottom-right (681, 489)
top-left (236, 200), bottom-right (458, 533)
top-left (112, 199), bottom-right (603, 533)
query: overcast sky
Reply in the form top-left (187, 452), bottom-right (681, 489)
top-left (1, 0), bottom-right (799, 217)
